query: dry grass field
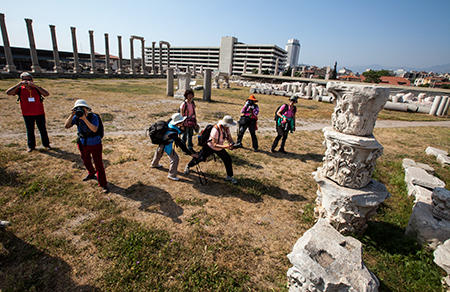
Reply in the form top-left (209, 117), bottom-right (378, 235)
top-left (0, 78), bottom-right (450, 291)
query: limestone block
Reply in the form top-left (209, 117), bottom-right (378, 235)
top-left (402, 158), bottom-right (417, 169)
top-left (437, 154), bottom-right (450, 166)
top-left (402, 158), bottom-right (435, 174)
top-left (434, 239), bottom-right (450, 286)
top-left (405, 167), bottom-right (445, 190)
top-left (321, 127), bottom-right (383, 189)
top-left (415, 185), bottom-right (433, 204)
top-left (313, 169), bottom-right (391, 234)
top-left (327, 82), bottom-right (390, 136)
top-left (287, 218), bottom-right (379, 292)
top-left (426, 146), bottom-right (448, 158)
top-left (432, 187), bottom-right (450, 221)
top-left (405, 197), bottom-right (450, 249)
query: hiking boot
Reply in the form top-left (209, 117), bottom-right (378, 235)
top-left (102, 186), bottom-right (109, 194)
top-left (184, 164), bottom-right (190, 174)
top-left (225, 176), bottom-right (237, 184)
top-left (279, 149), bottom-right (287, 154)
top-left (270, 148), bottom-right (276, 153)
top-left (83, 174), bottom-right (96, 181)
top-left (167, 176), bottom-right (180, 181)
top-left (151, 164), bottom-right (163, 168)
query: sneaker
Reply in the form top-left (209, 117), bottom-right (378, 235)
top-left (0, 221), bottom-right (11, 228)
top-left (167, 176), bottom-right (180, 181)
top-left (225, 176), bottom-right (237, 184)
top-left (102, 186), bottom-right (109, 194)
top-left (279, 149), bottom-right (287, 154)
top-left (151, 164), bottom-right (163, 168)
top-left (83, 174), bottom-right (96, 181)
top-left (184, 164), bottom-right (190, 174)
top-left (270, 148), bottom-right (276, 153)
top-left (27, 148), bottom-right (35, 153)
top-left (45, 145), bottom-right (52, 150)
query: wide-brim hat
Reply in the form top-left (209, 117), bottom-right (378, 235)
top-left (170, 113), bottom-right (187, 125)
top-left (247, 95), bottom-right (258, 102)
top-left (289, 96), bottom-right (298, 103)
top-left (218, 115), bottom-right (236, 127)
top-left (72, 99), bottom-right (91, 110)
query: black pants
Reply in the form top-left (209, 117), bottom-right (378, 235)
top-left (188, 145), bottom-right (233, 177)
top-left (271, 125), bottom-right (289, 151)
top-left (236, 120), bottom-right (258, 150)
top-left (23, 114), bottom-right (50, 149)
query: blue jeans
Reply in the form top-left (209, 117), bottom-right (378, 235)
top-left (23, 114), bottom-right (50, 149)
top-left (181, 126), bottom-right (194, 151)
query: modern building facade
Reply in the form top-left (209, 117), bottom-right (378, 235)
top-left (145, 36), bottom-right (287, 75)
top-left (285, 39), bottom-right (300, 68)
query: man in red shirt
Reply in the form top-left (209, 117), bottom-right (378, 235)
top-left (6, 72), bottom-right (51, 152)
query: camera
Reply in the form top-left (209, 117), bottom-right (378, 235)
top-left (74, 106), bottom-right (85, 117)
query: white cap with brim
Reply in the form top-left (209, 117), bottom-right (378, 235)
top-left (72, 99), bottom-right (91, 110)
top-left (170, 113), bottom-right (186, 125)
top-left (218, 115), bottom-right (236, 127)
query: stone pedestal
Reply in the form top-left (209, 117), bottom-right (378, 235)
top-left (174, 72), bottom-right (190, 99)
top-left (287, 218), bottom-right (379, 291)
top-left (314, 170), bottom-right (390, 234)
top-left (321, 127), bottom-right (383, 189)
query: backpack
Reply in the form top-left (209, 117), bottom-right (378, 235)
top-left (77, 113), bottom-right (104, 146)
top-left (179, 100), bottom-right (196, 115)
top-left (197, 125), bottom-right (220, 147)
top-left (274, 104), bottom-right (297, 121)
top-left (148, 120), bottom-right (170, 145)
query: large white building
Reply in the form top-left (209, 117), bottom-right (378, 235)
top-left (144, 37), bottom-right (287, 75)
top-left (285, 39), bottom-right (300, 68)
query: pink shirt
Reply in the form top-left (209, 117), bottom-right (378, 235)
top-left (279, 104), bottom-right (296, 118)
top-left (180, 101), bottom-right (196, 118)
top-left (207, 125), bottom-right (231, 151)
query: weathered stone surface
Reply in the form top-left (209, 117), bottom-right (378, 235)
top-left (405, 167), bottom-right (445, 190)
top-left (287, 218), bottom-right (379, 292)
top-left (313, 169), bottom-right (391, 234)
top-left (432, 187), bottom-right (450, 221)
top-left (402, 158), bottom-right (435, 174)
top-left (434, 239), bottom-right (450, 286)
top-left (414, 185), bottom-right (433, 203)
top-left (426, 146), bottom-right (448, 158)
top-left (405, 196), bottom-right (450, 249)
top-left (321, 127), bottom-right (383, 189)
top-left (437, 154), bottom-right (450, 166)
top-left (326, 82), bottom-right (389, 136)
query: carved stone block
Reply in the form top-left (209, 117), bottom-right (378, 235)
top-left (326, 82), bottom-right (389, 136)
top-left (321, 127), bottom-right (383, 189)
top-left (432, 187), bottom-right (450, 221)
top-left (313, 169), bottom-right (390, 234)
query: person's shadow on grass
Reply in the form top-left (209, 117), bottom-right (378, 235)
top-left (108, 182), bottom-right (183, 224)
top-left (0, 229), bottom-right (99, 292)
top-left (41, 147), bottom-right (111, 170)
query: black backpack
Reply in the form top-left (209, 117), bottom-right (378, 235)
top-left (77, 113), bottom-right (104, 146)
top-left (198, 125), bottom-right (220, 147)
top-left (274, 104), bottom-right (297, 121)
top-left (148, 120), bottom-right (170, 145)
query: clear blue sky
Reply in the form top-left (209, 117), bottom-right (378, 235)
top-left (1, 0), bottom-right (449, 70)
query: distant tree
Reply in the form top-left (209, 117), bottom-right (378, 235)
top-left (331, 61), bottom-right (337, 80)
top-left (317, 75), bottom-right (325, 79)
top-left (294, 71), bottom-right (302, 77)
top-left (283, 66), bottom-right (292, 76)
top-left (442, 84), bottom-right (450, 89)
top-left (262, 69), bottom-right (270, 75)
top-left (251, 68), bottom-right (258, 74)
top-left (418, 83), bottom-right (430, 88)
top-left (362, 69), bottom-right (391, 83)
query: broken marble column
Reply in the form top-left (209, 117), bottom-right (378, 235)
top-left (117, 36), bottom-right (123, 74)
top-left (429, 96), bottom-right (442, 116)
top-left (174, 72), bottom-right (190, 99)
top-left (0, 13), bottom-right (17, 73)
top-left (327, 82), bottom-right (390, 136)
top-left (25, 18), bottom-right (42, 73)
top-left (287, 218), bottom-right (379, 292)
top-left (49, 25), bottom-right (63, 73)
top-left (434, 238), bottom-right (450, 286)
top-left (70, 27), bottom-right (80, 74)
top-left (104, 33), bottom-right (111, 75)
top-left (89, 30), bottom-right (96, 74)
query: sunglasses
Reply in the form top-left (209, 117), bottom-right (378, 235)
top-left (22, 78), bottom-right (32, 81)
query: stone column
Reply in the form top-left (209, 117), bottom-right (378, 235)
top-left (258, 57), bottom-right (263, 74)
top-left (193, 64), bottom-right (196, 77)
top-left (274, 59), bottom-right (279, 76)
top-left (229, 63), bottom-right (233, 75)
top-left (167, 67), bottom-right (174, 97)
top-left (291, 67), bottom-right (296, 77)
top-left (200, 65), bottom-right (203, 76)
top-left (152, 41), bottom-right (156, 74)
top-left (437, 96), bottom-right (449, 116)
top-left (25, 18), bottom-right (42, 73)
top-left (117, 35), bottom-right (123, 74)
top-left (430, 96), bottom-right (442, 116)
top-left (243, 61), bottom-right (247, 75)
top-left (159, 42), bottom-right (163, 74)
top-left (70, 27), bottom-right (80, 74)
top-left (49, 25), bottom-right (63, 73)
top-left (0, 13), bottom-right (16, 72)
top-left (167, 44), bottom-right (170, 69)
top-left (130, 37), bottom-right (135, 74)
top-left (104, 33), bottom-right (111, 74)
top-left (203, 69), bottom-right (211, 102)
top-left (140, 39), bottom-right (145, 74)
top-left (89, 30), bottom-right (96, 74)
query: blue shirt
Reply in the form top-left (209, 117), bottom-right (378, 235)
top-left (72, 114), bottom-right (102, 146)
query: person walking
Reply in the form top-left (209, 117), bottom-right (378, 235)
top-left (64, 100), bottom-right (109, 193)
top-left (271, 96), bottom-right (297, 153)
top-left (184, 115), bottom-right (238, 184)
top-left (151, 113), bottom-right (198, 181)
top-left (179, 89), bottom-right (197, 153)
top-left (235, 95), bottom-right (259, 151)
top-left (5, 72), bottom-right (51, 152)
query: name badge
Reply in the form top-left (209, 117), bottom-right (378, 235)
top-left (28, 97), bottom-right (35, 102)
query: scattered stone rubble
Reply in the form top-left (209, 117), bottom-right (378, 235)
top-left (426, 146), bottom-right (450, 166)
top-left (287, 218), bottom-right (379, 292)
top-left (434, 238), bottom-right (450, 287)
top-left (403, 150), bottom-right (450, 249)
top-left (314, 82), bottom-right (391, 234)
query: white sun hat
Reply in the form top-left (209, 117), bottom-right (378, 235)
top-left (72, 99), bottom-right (91, 110)
top-left (170, 113), bottom-right (186, 125)
top-left (218, 115), bottom-right (236, 127)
